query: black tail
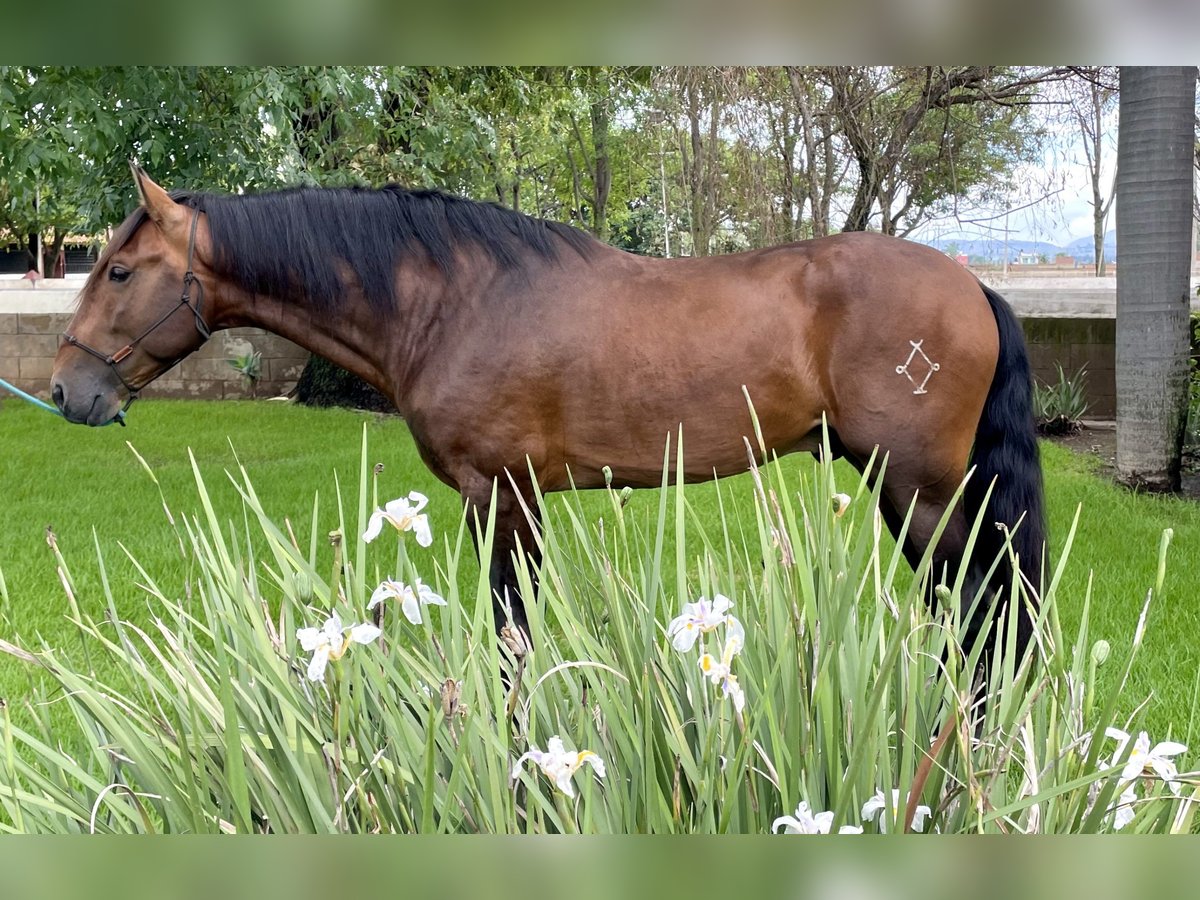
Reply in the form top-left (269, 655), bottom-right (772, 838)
top-left (963, 284), bottom-right (1046, 657)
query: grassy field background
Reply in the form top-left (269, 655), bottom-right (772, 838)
top-left (1, 397), bottom-right (1197, 738)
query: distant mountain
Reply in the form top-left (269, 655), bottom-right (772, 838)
top-left (1064, 232), bottom-right (1117, 263)
top-left (920, 232), bottom-right (1115, 265)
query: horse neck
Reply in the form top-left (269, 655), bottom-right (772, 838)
top-left (212, 287), bottom-right (405, 411)
top-left (211, 257), bottom-right (471, 413)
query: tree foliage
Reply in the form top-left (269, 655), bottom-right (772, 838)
top-left (1, 65), bottom-right (1069, 259)
top-left (825, 66), bottom-right (1069, 235)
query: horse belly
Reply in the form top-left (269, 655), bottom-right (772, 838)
top-left (556, 363), bottom-right (823, 489)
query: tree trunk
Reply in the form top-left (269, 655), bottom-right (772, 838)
top-left (1080, 74), bottom-right (1116, 277)
top-left (588, 69), bottom-right (612, 242)
top-left (679, 71), bottom-right (721, 256)
top-left (1093, 205), bottom-right (1107, 277)
top-left (561, 67), bottom-right (616, 240)
top-left (1115, 66), bottom-right (1197, 491)
top-left (47, 229), bottom-right (66, 279)
top-left (683, 78), bottom-right (710, 255)
top-left (790, 69), bottom-right (834, 239)
top-left (842, 162), bottom-right (877, 232)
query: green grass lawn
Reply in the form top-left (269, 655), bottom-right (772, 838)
top-left (1, 397), bottom-right (1198, 739)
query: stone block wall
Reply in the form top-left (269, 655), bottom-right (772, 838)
top-left (0, 311), bottom-right (309, 400)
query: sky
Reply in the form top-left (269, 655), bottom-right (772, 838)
top-left (909, 95), bottom-right (1119, 248)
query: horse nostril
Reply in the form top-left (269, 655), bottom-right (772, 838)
top-left (52, 382), bottom-right (65, 412)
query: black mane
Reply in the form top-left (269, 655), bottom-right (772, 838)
top-left (97, 185), bottom-right (597, 314)
top-left (203, 185), bottom-right (597, 313)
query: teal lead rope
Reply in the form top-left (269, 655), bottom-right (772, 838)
top-left (0, 376), bottom-right (126, 425)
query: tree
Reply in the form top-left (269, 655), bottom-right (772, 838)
top-left (279, 66), bottom-right (403, 411)
top-left (0, 66), bottom-right (302, 261)
top-left (674, 67), bottom-right (728, 257)
top-left (0, 67), bottom-right (98, 272)
top-left (1115, 66), bottom-right (1197, 492)
top-left (724, 67), bottom-right (847, 245)
top-left (561, 67), bottom-right (615, 241)
top-left (1061, 67), bottom-right (1119, 275)
top-left (826, 66), bottom-right (1067, 234)
top-left (785, 67), bottom-right (844, 239)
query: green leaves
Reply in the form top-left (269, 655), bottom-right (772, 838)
top-left (0, 422), bottom-right (1189, 833)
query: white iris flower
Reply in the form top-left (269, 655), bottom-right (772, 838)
top-left (667, 594), bottom-right (743, 653)
top-left (1104, 727), bottom-right (1188, 794)
top-left (363, 491), bottom-right (433, 546)
top-left (512, 736), bottom-right (606, 798)
top-left (861, 789), bottom-right (932, 833)
top-left (296, 613), bottom-right (381, 682)
top-left (368, 577), bottom-right (447, 624)
top-left (698, 630), bottom-right (746, 713)
top-left (1112, 786), bottom-right (1138, 831)
top-left (773, 801), bottom-right (863, 834)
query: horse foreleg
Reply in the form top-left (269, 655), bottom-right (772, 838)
top-left (460, 479), bottom-right (542, 642)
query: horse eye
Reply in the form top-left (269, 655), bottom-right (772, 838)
top-left (109, 266), bottom-right (131, 283)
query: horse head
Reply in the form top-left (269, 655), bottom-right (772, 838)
top-left (51, 165), bottom-right (213, 425)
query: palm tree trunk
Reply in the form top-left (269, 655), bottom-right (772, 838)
top-left (1115, 66), bottom-right (1197, 491)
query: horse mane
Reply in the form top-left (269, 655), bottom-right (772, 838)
top-left (200, 185), bottom-right (597, 314)
top-left (90, 185), bottom-right (598, 314)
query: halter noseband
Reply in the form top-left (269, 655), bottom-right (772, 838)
top-left (62, 206), bottom-right (212, 425)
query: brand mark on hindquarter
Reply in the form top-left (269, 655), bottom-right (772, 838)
top-left (895, 340), bottom-right (940, 395)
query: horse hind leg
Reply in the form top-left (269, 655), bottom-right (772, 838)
top-left (870, 454), bottom-right (1029, 687)
top-left (825, 420), bottom-right (970, 584)
top-left (877, 465), bottom-right (971, 596)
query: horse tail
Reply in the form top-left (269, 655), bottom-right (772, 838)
top-left (963, 283), bottom-right (1046, 655)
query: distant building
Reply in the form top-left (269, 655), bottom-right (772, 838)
top-left (1017, 250), bottom-right (1039, 266)
top-left (955, 253), bottom-right (969, 267)
top-left (1054, 254), bottom-right (1075, 268)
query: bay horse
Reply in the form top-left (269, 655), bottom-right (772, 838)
top-left (51, 167), bottom-right (1045, 660)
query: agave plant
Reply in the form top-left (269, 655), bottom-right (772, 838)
top-left (227, 349), bottom-right (263, 397)
top-left (1034, 364), bottom-right (1089, 436)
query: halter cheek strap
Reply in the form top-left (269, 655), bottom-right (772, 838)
top-left (62, 206), bottom-right (211, 425)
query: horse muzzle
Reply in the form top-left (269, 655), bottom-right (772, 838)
top-left (50, 362), bottom-right (124, 427)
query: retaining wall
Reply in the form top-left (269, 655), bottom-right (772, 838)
top-left (985, 275), bottom-right (1198, 419)
top-left (1020, 317), bottom-right (1115, 417)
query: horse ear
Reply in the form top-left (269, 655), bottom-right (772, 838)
top-left (130, 162), bottom-right (188, 235)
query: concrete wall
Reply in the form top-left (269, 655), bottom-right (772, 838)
top-left (983, 275), bottom-right (1198, 419)
top-left (0, 280), bottom-right (308, 400)
top-left (1021, 317), bottom-right (1115, 417)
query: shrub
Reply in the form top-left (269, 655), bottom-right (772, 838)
top-left (1034, 365), bottom-right (1090, 436)
top-left (227, 349), bottom-right (263, 397)
top-left (0, 429), bottom-right (1193, 833)
top-left (293, 355), bottom-right (396, 413)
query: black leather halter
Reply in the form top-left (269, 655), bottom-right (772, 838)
top-left (62, 206), bottom-right (212, 425)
